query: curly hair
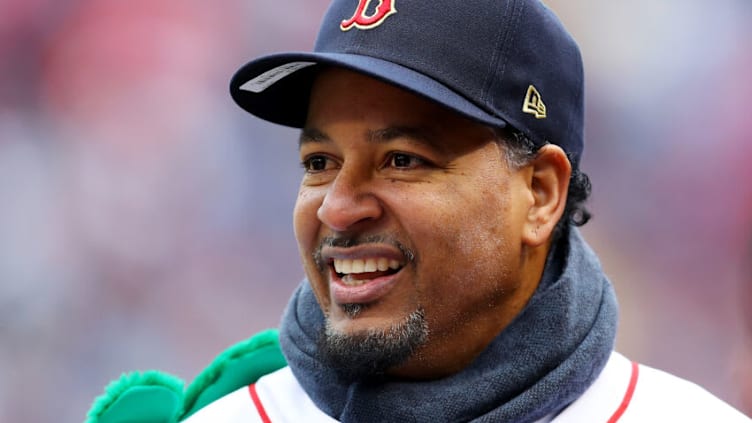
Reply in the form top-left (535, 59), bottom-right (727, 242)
top-left (494, 128), bottom-right (592, 242)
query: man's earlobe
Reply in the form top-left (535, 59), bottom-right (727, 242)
top-left (522, 145), bottom-right (571, 247)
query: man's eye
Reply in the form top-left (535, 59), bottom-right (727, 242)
top-left (388, 153), bottom-right (425, 169)
top-left (302, 155), bottom-right (333, 172)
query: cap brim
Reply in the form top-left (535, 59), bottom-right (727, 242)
top-left (230, 52), bottom-right (508, 129)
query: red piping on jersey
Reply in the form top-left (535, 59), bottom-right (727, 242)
top-left (249, 383), bottom-right (272, 423)
top-left (607, 361), bottom-right (640, 423)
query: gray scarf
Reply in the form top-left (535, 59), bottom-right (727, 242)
top-left (279, 229), bottom-right (618, 422)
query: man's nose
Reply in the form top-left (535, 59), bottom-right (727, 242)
top-left (316, 167), bottom-right (382, 232)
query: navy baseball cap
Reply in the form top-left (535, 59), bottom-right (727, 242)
top-left (230, 0), bottom-right (584, 165)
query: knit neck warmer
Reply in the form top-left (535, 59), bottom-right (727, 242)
top-left (279, 229), bottom-right (618, 422)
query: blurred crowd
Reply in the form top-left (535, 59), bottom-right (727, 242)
top-left (0, 0), bottom-right (750, 421)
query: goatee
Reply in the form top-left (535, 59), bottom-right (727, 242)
top-left (317, 307), bottom-right (428, 380)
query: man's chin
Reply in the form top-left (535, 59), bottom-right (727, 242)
top-left (317, 307), bottom-right (428, 380)
top-left (328, 304), bottom-right (409, 333)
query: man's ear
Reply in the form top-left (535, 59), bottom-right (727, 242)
top-left (521, 144), bottom-right (571, 247)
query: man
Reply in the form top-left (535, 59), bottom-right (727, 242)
top-left (87, 0), bottom-right (751, 421)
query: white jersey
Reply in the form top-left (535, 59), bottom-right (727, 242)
top-left (183, 365), bottom-right (336, 423)
top-left (552, 352), bottom-right (749, 422)
top-left (184, 352), bottom-right (750, 422)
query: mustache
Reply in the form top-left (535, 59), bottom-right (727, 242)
top-left (313, 235), bottom-right (416, 271)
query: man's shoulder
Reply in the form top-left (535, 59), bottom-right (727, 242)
top-left (626, 359), bottom-right (750, 421)
top-left (554, 351), bottom-right (750, 422)
top-left (183, 366), bottom-right (337, 422)
top-left (182, 349), bottom-right (751, 423)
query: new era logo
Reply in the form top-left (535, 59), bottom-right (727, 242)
top-left (522, 85), bottom-right (547, 119)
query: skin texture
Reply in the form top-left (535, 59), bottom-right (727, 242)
top-left (293, 68), bottom-right (571, 379)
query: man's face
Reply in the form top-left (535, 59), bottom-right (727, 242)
top-left (293, 68), bottom-right (540, 378)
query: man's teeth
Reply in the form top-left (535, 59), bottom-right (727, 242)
top-left (333, 258), bottom-right (401, 275)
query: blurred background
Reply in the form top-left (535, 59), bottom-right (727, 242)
top-left (0, 0), bottom-right (750, 421)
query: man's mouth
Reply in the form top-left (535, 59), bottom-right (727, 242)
top-left (332, 257), bottom-right (404, 286)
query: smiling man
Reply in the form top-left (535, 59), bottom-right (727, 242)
top-left (86, 0), bottom-right (751, 422)
top-left (213, 0), bottom-right (750, 420)
top-left (295, 67), bottom-right (573, 382)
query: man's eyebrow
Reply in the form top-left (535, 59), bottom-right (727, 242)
top-left (368, 126), bottom-right (436, 147)
top-left (299, 127), bottom-right (330, 149)
top-left (298, 125), bottom-right (437, 149)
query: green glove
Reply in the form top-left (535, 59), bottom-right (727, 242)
top-left (86, 329), bottom-right (287, 423)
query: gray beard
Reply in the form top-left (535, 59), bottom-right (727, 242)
top-left (317, 307), bottom-right (428, 381)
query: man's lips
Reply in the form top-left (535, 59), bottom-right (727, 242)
top-left (320, 244), bottom-right (408, 306)
top-left (332, 257), bottom-right (402, 284)
top-left (329, 265), bottom-right (403, 305)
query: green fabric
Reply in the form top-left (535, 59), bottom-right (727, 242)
top-left (86, 329), bottom-right (287, 422)
top-left (86, 371), bottom-right (184, 423)
top-left (181, 329), bottom-right (287, 419)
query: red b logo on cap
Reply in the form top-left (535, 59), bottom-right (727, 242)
top-left (340, 0), bottom-right (397, 31)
